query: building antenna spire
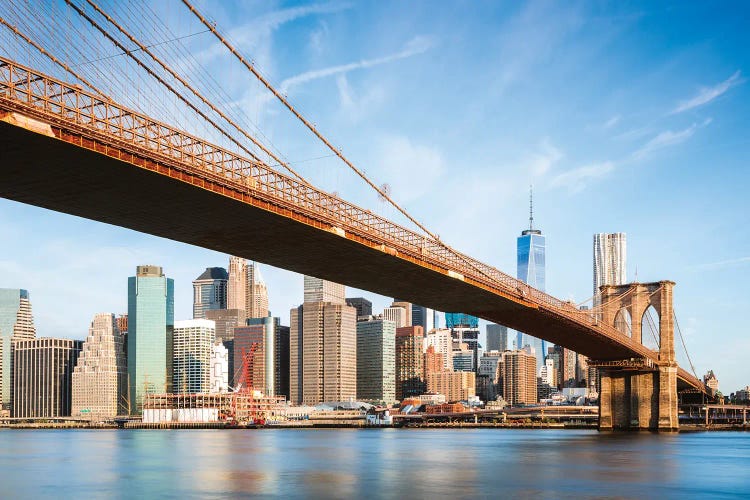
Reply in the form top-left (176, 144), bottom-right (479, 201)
top-left (529, 184), bottom-right (534, 231)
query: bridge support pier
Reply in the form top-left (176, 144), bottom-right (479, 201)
top-left (596, 360), bottom-right (678, 431)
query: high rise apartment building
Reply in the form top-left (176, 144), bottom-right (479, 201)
top-left (12, 338), bottom-right (83, 418)
top-left (246, 262), bottom-right (269, 319)
top-left (477, 350), bottom-right (503, 402)
top-left (127, 265), bottom-right (174, 413)
top-left (395, 326), bottom-right (425, 401)
top-left (593, 233), bottom-right (627, 295)
top-left (71, 313), bottom-right (127, 419)
top-left (290, 277), bottom-right (356, 405)
top-left (502, 348), bottom-right (537, 405)
top-left (173, 319), bottom-right (215, 394)
top-left (356, 317), bottom-right (396, 403)
top-left (192, 267), bottom-right (228, 319)
top-left (0, 288), bottom-right (36, 412)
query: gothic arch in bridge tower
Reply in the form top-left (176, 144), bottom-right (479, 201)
top-left (596, 281), bottom-right (679, 431)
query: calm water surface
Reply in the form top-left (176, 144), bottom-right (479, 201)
top-left (0, 428), bottom-right (748, 498)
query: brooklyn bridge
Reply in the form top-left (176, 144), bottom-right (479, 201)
top-left (0, 0), bottom-right (711, 431)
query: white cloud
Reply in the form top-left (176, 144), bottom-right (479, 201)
top-left (277, 35), bottom-right (435, 96)
top-left (372, 135), bottom-right (445, 204)
top-left (549, 161), bottom-right (615, 193)
top-left (603, 115), bottom-right (620, 129)
top-left (692, 256), bottom-right (750, 271)
top-left (632, 119), bottom-right (711, 160)
top-left (523, 140), bottom-right (563, 177)
top-left (672, 70), bottom-right (744, 114)
top-left (309, 21), bottom-right (329, 55)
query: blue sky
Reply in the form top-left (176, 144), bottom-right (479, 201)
top-left (1, 1), bottom-right (748, 391)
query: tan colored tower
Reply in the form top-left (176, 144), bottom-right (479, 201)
top-left (246, 262), bottom-right (269, 319)
top-left (227, 256), bottom-right (247, 318)
top-left (395, 326), bottom-right (425, 401)
top-left (290, 276), bottom-right (355, 404)
top-left (72, 313), bottom-right (127, 419)
top-left (502, 348), bottom-right (537, 405)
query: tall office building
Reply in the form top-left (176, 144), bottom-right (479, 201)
top-left (204, 308), bottom-right (245, 341)
top-left (227, 256), bottom-right (247, 318)
top-left (290, 277), bottom-right (355, 404)
top-left (444, 313), bottom-right (478, 329)
top-left (502, 348), bottom-right (537, 405)
top-left (412, 305), bottom-right (437, 332)
top-left (71, 313), bottom-right (127, 419)
top-left (395, 326), bottom-right (425, 401)
top-left (593, 233), bottom-right (627, 295)
top-left (302, 276), bottom-right (345, 304)
top-left (477, 351), bottom-right (503, 402)
top-left (346, 297), bottom-right (372, 318)
top-left (356, 317), bottom-right (396, 403)
top-left (173, 319), bottom-right (215, 394)
top-left (12, 338), bottom-right (83, 418)
top-left (383, 305), bottom-right (408, 328)
top-left (246, 262), bottom-right (269, 319)
top-left (192, 267), bottom-right (228, 319)
top-left (235, 316), bottom-right (290, 398)
top-left (516, 189), bottom-right (547, 372)
top-left (486, 324), bottom-right (508, 352)
top-left (127, 265), bottom-right (174, 414)
top-left (391, 300), bottom-right (412, 327)
top-left (0, 288), bottom-right (36, 412)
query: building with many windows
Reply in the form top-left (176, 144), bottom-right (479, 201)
top-left (424, 328), bottom-right (453, 371)
top-left (356, 317), bottom-right (396, 403)
top-left (173, 319), bottom-right (215, 394)
top-left (290, 277), bottom-right (356, 405)
top-left (72, 313), bottom-right (127, 419)
top-left (0, 288), bottom-right (35, 413)
top-left (227, 256), bottom-right (247, 319)
top-left (593, 232), bottom-right (627, 296)
top-left (12, 338), bottom-right (83, 418)
top-left (246, 262), bottom-right (269, 320)
top-left (345, 297), bottom-right (372, 319)
top-left (127, 265), bottom-right (174, 414)
top-left (502, 348), bottom-right (537, 405)
top-left (235, 317), bottom-right (290, 398)
top-left (192, 267), bottom-right (228, 319)
top-left (486, 324), bottom-right (508, 352)
top-left (395, 326), bottom-right (425, 401)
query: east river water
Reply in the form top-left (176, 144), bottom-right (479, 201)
top-left (0, 428), bottom-right (748, 498)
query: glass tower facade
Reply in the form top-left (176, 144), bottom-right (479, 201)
top-left (517, 228), bottom-right (547, 373)
top-left (0, 288), bottom-right (36, 412)
top-left (127, 265), bottom-right (174, 414)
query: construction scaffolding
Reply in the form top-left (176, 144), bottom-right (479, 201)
top-left (142, 391), bottom-right (286, 424)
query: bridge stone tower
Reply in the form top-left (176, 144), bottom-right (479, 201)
top-left (594, 281), bottom-right (678, 431)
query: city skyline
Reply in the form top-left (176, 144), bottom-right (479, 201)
top-left (0, 0), bottom-right (748, 393)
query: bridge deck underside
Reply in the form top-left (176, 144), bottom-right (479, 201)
top-left (0, 121), bottom-right (699, 387)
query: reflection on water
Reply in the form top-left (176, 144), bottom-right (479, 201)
top-left (0, 428), bottom-right (748, 498)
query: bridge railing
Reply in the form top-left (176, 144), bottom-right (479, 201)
top-left (0, 55), bottom-right (676, 363)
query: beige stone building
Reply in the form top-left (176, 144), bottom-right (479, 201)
top-left (71, 313), bottom-right (127, 419)
top-left (246, 262), bottom-right (269, 320)
top-left (502, 349), bottom-right (537, 405)
top-left (227, 256), bottom-right (247, 318)
top-left (290, 277), bottom-right (356, 405)
top-left (424, 345), bottom-right (476, 402)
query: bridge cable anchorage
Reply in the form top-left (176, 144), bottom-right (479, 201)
top-left (79, 0), bottom-right (310, 186)
top-left (0, 15), bottom-right (112, 101)
top-left (179, 0), bottom-right (511, 290)
top-left (673, 312), bottom-right (699, 380)
top-left (64, 0), bottom-right (271, 170)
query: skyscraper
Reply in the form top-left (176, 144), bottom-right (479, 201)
top-left (72, 313), bottom-right (127, 419)
top-left (246, 262), bottom-right (269, 319)
top-left (290, 277), bottom-right (356, 404)
top-left (502, 348), bottom-right (537, 405)
top-left (173, 319), bottom-right (215, 394)
top-left (227, 256), bottom-right (247, 317)
top-left (13, 338), bottom-right (83, 418)
top-left (192, 267), bottom-right (228, 319)
top-left (424, 328), bottom-right (453, 370)
top-left (356, 317), bottom-right (396, 403)
top-left (0, 288), bottom-right (35, 412)
top-left (395, 326), bottom-right (425, 400)
top-left (391, 300), bottom-right (412, 326)
top-left (383, 305), bottom-right (408, 328)
top-left (127, 265), bottom-right (174, 414)
top-left (516, 188), bottom-right (547, 372)
top-left (486, 324), bottom-right (508, 352)
top-left (593, 233), bottom-right (627, 295)
top-left (412, 305), bottom-right (437, 332)
top-left (235, 316), bottom-right (290, 398)
top-left (346, 297), bottom-right (373, 318)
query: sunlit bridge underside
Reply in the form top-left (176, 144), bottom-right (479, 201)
top-left (0, 56), bottom-right (704, 393)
